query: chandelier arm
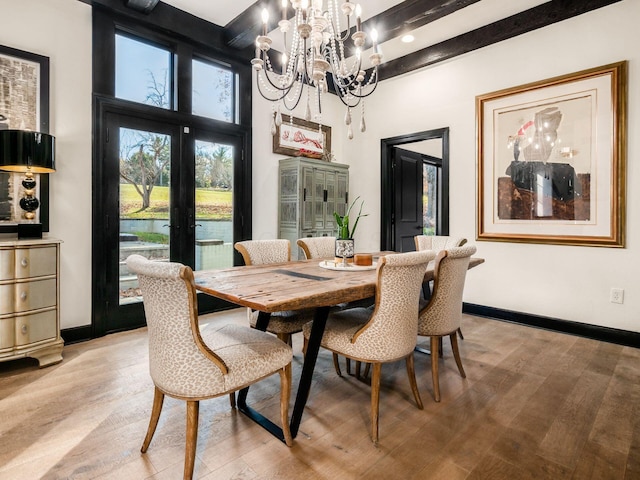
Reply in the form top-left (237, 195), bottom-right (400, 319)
top-left (281, 80), bottom-right (305, 111)
top-left (260, 61), bottom-right (299, 92)
top-left (330, 52), bottom-right (364, 91)
top-left (256, 72), bottom-right (295, 102)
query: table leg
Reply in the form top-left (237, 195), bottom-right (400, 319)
top-left (236, 311), bottom-right (288, 441)
top-left (290, 305), bottom-right (330, 437)
top-left (236, 307), bottom-right (330, 441)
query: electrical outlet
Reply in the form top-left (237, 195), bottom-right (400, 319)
top-left (610, 288), bottom-right (624, 304)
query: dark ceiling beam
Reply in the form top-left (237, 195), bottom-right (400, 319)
top-left (225, 0), bottom-right (481, 51)
top-left (378, 0), bottom-right (623, 81)
top-left (225, 2), bottom-right (297, 50)
top-left (78, 0), bottom-right (226, 47)
top-left (367, 0), bottom-right (481, 45)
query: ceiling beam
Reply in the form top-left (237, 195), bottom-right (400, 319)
top-left (224, 0), bottom-right (481, 50)
top-left (78, 0), bottom-right (226, 47)
top-left (367, 0), bottom-right (481, 45)
top-left (378, 0), bottom-right (623, 81)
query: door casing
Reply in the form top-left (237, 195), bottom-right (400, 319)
top-left (380, 128), bottom-right (450, 251)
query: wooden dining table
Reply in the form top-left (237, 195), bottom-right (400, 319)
top-left (194, 254), bottom-right (484, 442)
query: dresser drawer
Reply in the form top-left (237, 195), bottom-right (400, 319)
top-left (14, 246), bottom-right (57, 279)
top-left (14, 309), bottom-right (57, 347)
top-left (0, 278), bottom-right (57, 315)
top-left (0, 317), bottom-right (14, 350)
top-left (0, 249), bottom-right (14, 281)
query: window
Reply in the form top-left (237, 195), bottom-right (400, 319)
top-left (192, 59), bottom-right (234, 122)
top-left (115, 33), bottom-right (173, 109)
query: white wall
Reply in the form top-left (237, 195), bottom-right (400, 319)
top-left (363, 0), bottom-right (639, 332)
top-left (3, 0), bottom-right (636, 333)
top-left (254, 0), bottom-right (640, 333)
top-left (0, 0), bottom-right (93, 329)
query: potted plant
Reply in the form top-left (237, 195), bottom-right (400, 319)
top-left (333, 196), bottom-right (368, 262)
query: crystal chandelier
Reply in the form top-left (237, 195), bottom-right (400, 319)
top-left (252, 0), bottom-right (382, 140)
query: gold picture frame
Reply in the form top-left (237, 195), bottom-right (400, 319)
top-left (476, 61), bottom-right (627, 247)
top-left (273, 114), bottom-right (331, 159)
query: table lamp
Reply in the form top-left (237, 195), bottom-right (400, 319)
top-left (0, 130), bottom-right (56, 238)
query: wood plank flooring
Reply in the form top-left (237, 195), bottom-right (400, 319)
top-left (1, 309), bottom-right (639, 479)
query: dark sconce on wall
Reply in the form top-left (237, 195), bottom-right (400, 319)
top-left (0, 130), bottom-right (56, 239)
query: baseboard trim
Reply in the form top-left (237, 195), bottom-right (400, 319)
top-left (64, 304), bottom-right (640, 348)
top-left (463, 303), bottom-right (640, 349)
top-left (61, 325), bottom-right (93, 345)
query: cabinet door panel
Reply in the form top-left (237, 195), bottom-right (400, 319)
top-left (302, 167), bottom-right (315, 230)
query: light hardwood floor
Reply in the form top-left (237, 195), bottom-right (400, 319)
top-left (1, 309), bottom-right (639, 479)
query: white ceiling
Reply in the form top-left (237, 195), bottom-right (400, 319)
top-left (160, 0), bottom-right (548, 64)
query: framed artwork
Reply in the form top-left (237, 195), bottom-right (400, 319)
top-left (273, 114), bottom-right (331, 159)
top-left (0, 44), bottom-right (50, 229)
top-left (476, 61), bottom-right (627, 247)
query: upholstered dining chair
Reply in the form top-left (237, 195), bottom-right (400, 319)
top-left (297, 235), bottom-right (355, 375)
top-left (296, 236), bottom-right (336, 260)
top-left (234, 239), bottom-right (314, 346)
top-left (414, 235), bottom-right (467, 340)
top-left (417, 244), bottom-right (476, 402)
top-left (303, 250), bottom-right (436, 443)
top-left (126, 254), bottom-right (293, 480)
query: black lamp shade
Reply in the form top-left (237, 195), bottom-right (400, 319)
top-left (0, 130), bottom-right (55, 173)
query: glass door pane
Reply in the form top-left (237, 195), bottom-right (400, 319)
top-left (119, 127), bottom-right (172, 305)
top-left (423, 163), bottom-right (438, 236)
top-left (194, 139), bottom-right (234, 271)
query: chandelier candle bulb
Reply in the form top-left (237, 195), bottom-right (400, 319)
top-left (355, 4), bottom-right (362, 31)
top-left (262, 8), bottom-right (269, 35)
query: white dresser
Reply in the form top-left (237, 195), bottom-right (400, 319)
top-left (0, 237), bottom-right (63, 367)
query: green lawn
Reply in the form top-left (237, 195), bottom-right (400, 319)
top-left (120, 183), bottom-right (232, 220)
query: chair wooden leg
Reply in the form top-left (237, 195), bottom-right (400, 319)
top-left (457, 327), bottom-right (464, 340)
top-left (141, 386), bottom-right (164, 453)
top-left (450, 333), bottom-right (466, 378)
top-left (346, 358), bottom-right (352, 375)
top-left (332, 353), bottom-right (342, 376)
top-left (405, 354), bottom-right (423, 410)
top-left (184, 400), bottom-right (199, 480)
top-left (363, 362), bottom-right (371, 380)
top-left (229, 392), bottom-right (236, 408)
top-left (355, 361), bottom-right (362, 379)
top-left (430, 336), bottom-right (441, 402)
top-left (277, 332), bottom-right (291, 346)
top-left (303, 336), bottom-right (308, 356)
top-left (438, 337), bottom-right (443, 358)
top-left (279, 363), bottom-right (293, 447)
top-left (370, 363), bottom-right (382, 443)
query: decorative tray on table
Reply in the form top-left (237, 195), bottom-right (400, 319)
top-left (318, 260), bottom-right (378, 271)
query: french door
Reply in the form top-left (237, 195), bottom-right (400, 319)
top-left (93, 109), bottom-right (246, 335)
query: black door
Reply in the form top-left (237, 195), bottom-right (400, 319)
top-left (93, 111), bottom-right (243, 335)
top-left (380, 128), bottom-right (450, 251)
top-left (393, 148), bottom-right (423, 252)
